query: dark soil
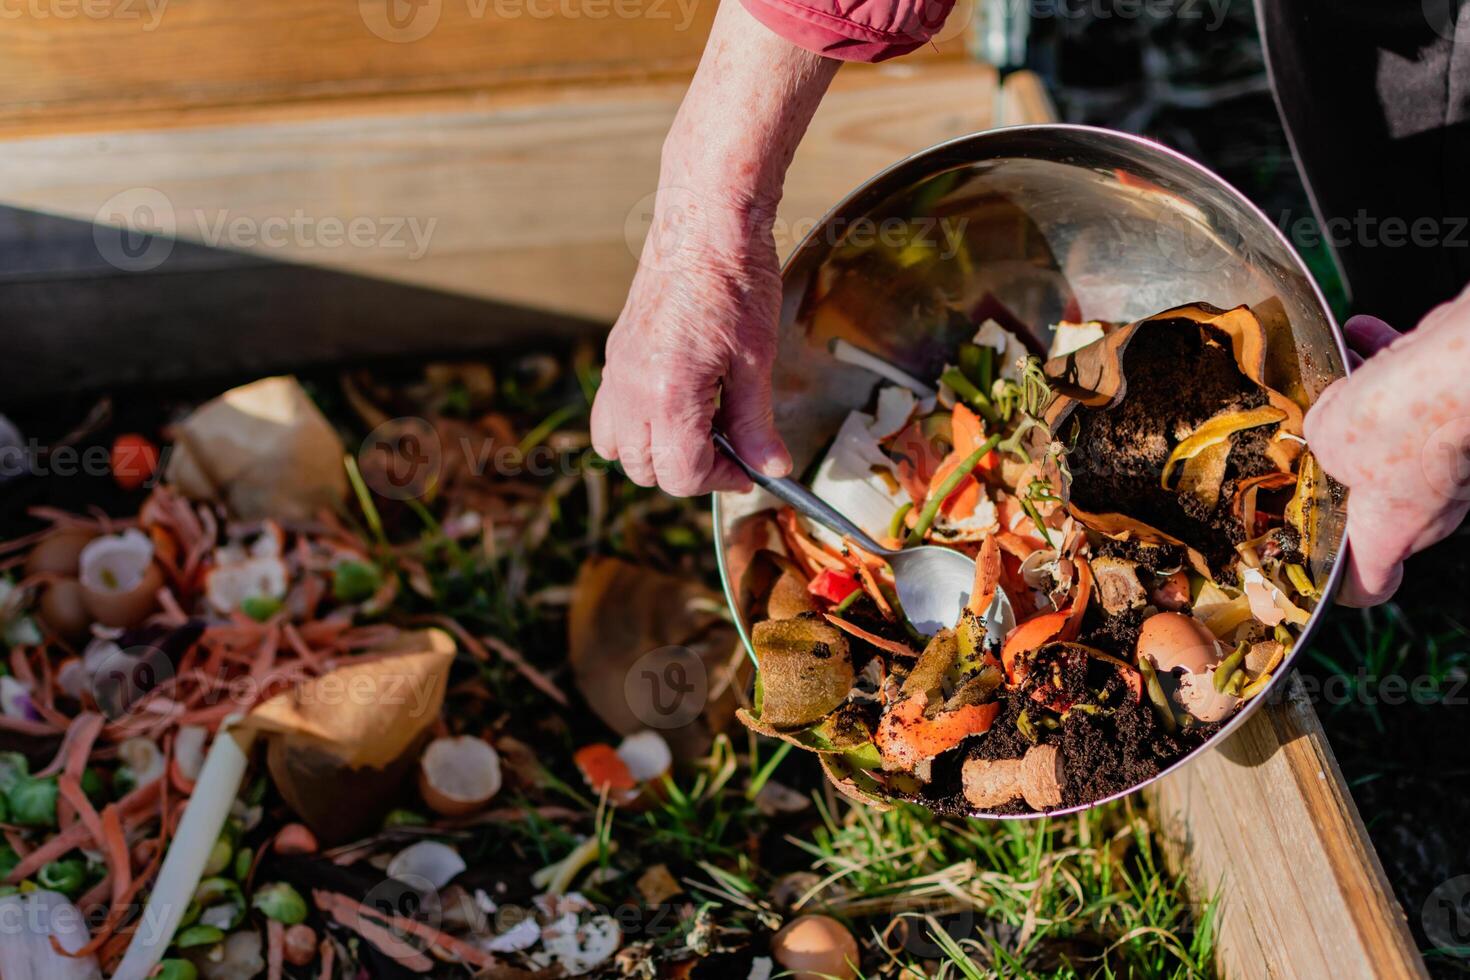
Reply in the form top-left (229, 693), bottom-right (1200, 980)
top-left (1069, 320), bottom-right (1272, 572)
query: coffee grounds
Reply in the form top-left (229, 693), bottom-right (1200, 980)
top-left (1070, 320), bottom-right (1271, 571)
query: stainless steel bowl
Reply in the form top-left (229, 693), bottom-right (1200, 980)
top-left (713, 124), bottom-right (1350, 817)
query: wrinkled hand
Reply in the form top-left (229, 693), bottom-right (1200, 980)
top-left (1304, 288), bottom-right (1470, 606)
top-left (591, 195), bottom-right (790, 496)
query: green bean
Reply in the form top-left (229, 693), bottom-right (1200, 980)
top-left (1215, 641), bottom-right (1247, 692)
top-left (887, 501), bottom-right (914, 540)
top-left (1137, 658), bottom-right (1176, 733)
top-left (939, 368), bottom-right (999, 424)
top-left (905, 435), bottom-right (1003, 546)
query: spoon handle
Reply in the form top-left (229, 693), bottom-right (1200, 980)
top-left (713, 431), bottom-right (887, 555)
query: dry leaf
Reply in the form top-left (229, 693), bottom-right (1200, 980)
top-left (166, 376), bottom-right (348, 521)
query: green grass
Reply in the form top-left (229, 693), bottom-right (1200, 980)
top-left (334, 360), bottom-right (1215, 978)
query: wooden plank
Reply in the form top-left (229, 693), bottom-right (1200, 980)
top-left (0, 63), bottom-right (998, 317)
top-left (0, 0), bottom-right (964, 136)
top-left (1147, 673), bottom-right (1427, 979)
top-left (0, 61), bottom-right (999, 397)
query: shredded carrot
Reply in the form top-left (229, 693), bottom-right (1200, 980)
top-left (1060, 558), bottom-right (1093, 642)
top-left (317, 939), bottom-right (335, 980)
top-left (775, 508), bottom-right (847, 576)
top-left (854, 564), bottom-right (894, 620)
top-left (267, 919), bottom-right (285, 980)
top-left (312, 891), bottom-right (435, 971)
top-left (824, 614), bottom-right (916, 658)
top-left (968, 536), bottom-right (1002, 616)
top-left (313, 890), bottom-right (501, 969)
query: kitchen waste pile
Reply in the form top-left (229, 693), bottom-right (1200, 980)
top-left (735, 303), bottom-right (1335, 816)
top-left (0, 336), bottom-right (1228, 980)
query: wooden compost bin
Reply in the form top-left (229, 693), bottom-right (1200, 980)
top-left (0, 10), bottom-right (1426, 977)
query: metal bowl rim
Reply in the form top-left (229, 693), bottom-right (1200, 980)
top-left (712, 122), bottom-right (1349, 819)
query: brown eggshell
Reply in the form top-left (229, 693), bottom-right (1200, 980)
top-left (1018, 744), bottom-right (1065, 810)
top-left (418, 735), bottom-right (503, 817)
top-left (1136, 612), bottom-right (1220, 675)
top-left (961, 755), bottom-right (1024, 809)
top-left (771, 915), bottom-right (860, 980)
top-left (1175, 669), bottom-right (1240, 723)
top-left (38, 578), bottom-right (92, 642)
top-left (24, 529), bottom-right (96, 578)
top-left (82, 562), bottom-right (164, 629)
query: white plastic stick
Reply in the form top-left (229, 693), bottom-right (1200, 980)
top-left (113, 719), bottom-right (255, 980)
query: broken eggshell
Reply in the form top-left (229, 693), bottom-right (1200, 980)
top-left (418, 734), bottom-right (503, 817)
top-left (770, 914), bottom-right (860, 980)
top-left (961, 743), bottom-right (1066, 811)
top-left (1136, 611), bottom-right (1243, 722)
top-left (77, 530), bottom-right (163, 629)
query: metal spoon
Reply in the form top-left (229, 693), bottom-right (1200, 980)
top-left (713, 432), bottom-right (1016, 641)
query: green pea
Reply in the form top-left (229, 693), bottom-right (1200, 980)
top-left (173, 924), bottom-right (224, 949)
top-left (233, 846), bottom-right (253, 882)
top-left (240, 596), bottom-right (283, 622)
top-left (202, 836), bottom-right (233, 877)
top-left (7, 776), bottom-right (57, 828)
top-left (193, 877), bottom-right (246, 930)
top-left (38, 859), bottom-right (85, 897)
top-left (0, 752), bottom-right (29, 794)
top-left (252, 881), bottom-right (308, 925)
top-left (332, 560), bottom-right (382, 603)
top-left (80, 767), bottom-right (106, 805)
top-left (155, 960), bottom-right (198, 980)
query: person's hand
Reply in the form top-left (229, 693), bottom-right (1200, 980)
top-left (1304, 287), bottom-right (1470, 605)
top-left (593, 192), bottom-right (787, 495)
top-left (591, 0), bottom-right (838, 497)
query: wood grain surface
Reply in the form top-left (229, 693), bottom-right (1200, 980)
top-left (0, 0), bottom-right (966, 136)
top-left (1147, 673), bottom-right (1427, 979)
top-left (0, 62), bottom-right (999, 397)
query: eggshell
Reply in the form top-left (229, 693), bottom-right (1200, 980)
top-left (37, 578), bottom-right (92, 641)
top-left (1176, 669), bottom-right (1240, 723)
top-left (1019, 744), bottom-right (1065, 810)
top-left (771, 915), bottom-right (860, 980)
top-left (419, 735), bottom-right (503, 817)
top-left (962, 756), bottom-right (1024, 809)
top-left (78, 531), bottom-right (163, 629)
top-left (81, 563), bottom-right (163, 630)
top-left (24, 530), bottom-right (96, 578)
top-left (1136, 612), bottom-right (1219, 675)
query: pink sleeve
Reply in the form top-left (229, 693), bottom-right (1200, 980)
top-left (740, 0), bottom-right (955, 62)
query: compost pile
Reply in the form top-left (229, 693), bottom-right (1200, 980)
top-left (736, 303), bottom-right (1334, 816)
top-left (0, 356), bottom-right (771, 980)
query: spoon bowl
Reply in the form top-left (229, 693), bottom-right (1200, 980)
top-left (712, 432), bottom-right (1014, 643)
